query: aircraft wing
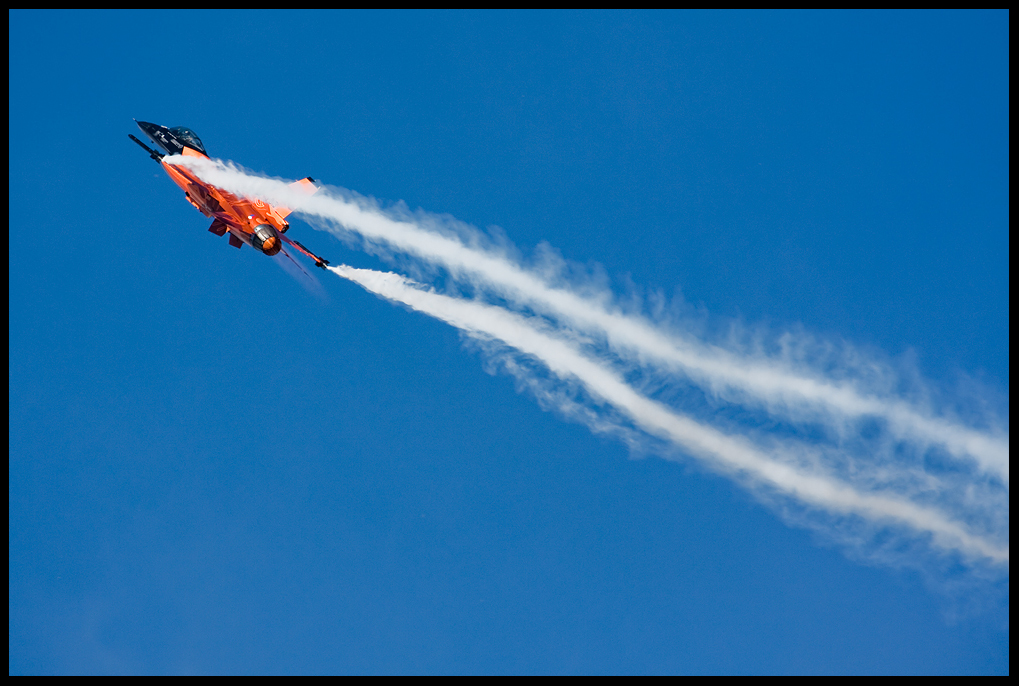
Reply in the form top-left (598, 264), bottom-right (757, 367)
top-left (279, 233), bottom-right (330, 270)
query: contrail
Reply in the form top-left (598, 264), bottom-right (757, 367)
top-left (170, 155), bottom-right (1009, 485)
top-left (329, 264), bottom-right (1008, 565)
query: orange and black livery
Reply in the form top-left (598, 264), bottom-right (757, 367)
top-left (130, 120), bottom-right (330, 270)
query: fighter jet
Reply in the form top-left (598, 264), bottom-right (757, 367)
top-left (130, 120), bottom-right (330, 270)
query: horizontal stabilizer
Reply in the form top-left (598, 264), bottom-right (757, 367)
top-left (270, 177), bottom-right (320, 220)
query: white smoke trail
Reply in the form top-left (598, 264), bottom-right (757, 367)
top-left (329, 265), bottom-right (1008, 565)
top-left (170, 155), bottom-right (1009, 486)
top-left (166, 155), bottom-right (1009, 571)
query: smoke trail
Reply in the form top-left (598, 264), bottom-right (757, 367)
top-left (166, 155), bottom-right (1008, 572)
top-left (329, 265), bottom-right (1008, 565)
top-left (170, 155), bottom-right (1008, 486)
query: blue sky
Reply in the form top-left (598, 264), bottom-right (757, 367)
top-left (9, 11), bottom-right (1008, 674)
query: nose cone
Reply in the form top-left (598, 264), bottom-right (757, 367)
top-left (135, 120), bottom-right (182, 155)
top-left (135, 120), bottom-right (164, 142)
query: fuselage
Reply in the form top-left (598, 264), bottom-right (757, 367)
top-left (137, 120), bottom-right (289, 256)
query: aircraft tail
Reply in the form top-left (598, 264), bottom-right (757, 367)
top-left (270, 177), bottom-right (319, 220)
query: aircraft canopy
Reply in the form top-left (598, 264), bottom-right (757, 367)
top-left (169, 126), bottom-right (207, 155)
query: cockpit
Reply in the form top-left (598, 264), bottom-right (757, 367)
top-left (168, 126), bottom-right (207, 155)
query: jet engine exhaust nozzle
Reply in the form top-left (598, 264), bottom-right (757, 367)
top-left (252, 224), bottom-right (282, 256)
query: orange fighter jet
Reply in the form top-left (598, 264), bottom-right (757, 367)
top-left (130, 120), bottom-right (330, 270)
